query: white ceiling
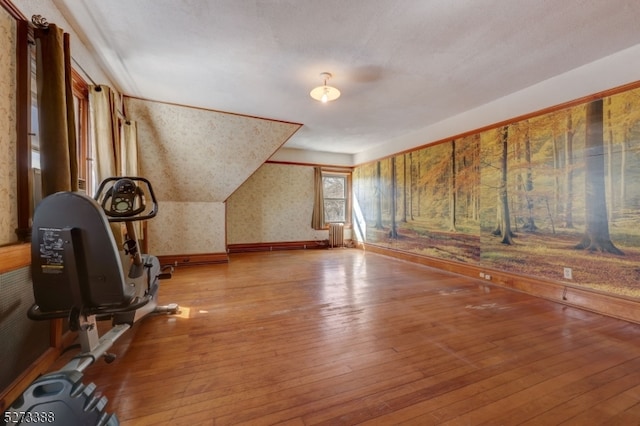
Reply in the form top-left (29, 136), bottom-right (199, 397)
top-left (53, 0), bottom-right (640, 156)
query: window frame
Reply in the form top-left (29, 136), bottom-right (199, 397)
top-left (321, 170), bottom-right (352, 226)
top-left (71, 68), bottom-right (91, 193)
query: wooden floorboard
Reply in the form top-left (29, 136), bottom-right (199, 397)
top-left (49, 249), bottom-right (640, 425)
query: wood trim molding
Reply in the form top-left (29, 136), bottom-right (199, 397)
top-left (362, 243), bottom-right (640, 325)
top-left (0, 243), bottom-right (30, 274)
top-left (0, 0), bottom-right (27, 20)
top-left (157, 252), bottom-right (229, 267)
top-left (227, 240), bottom-right (329, 253)
top-left (266, 159), bottom-right (355, 171)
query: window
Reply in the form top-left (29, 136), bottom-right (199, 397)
top-left (29, 44), bottom-right (39, 168)
top-left (71, 69), bottom-right (91, 193)
top-left (322, 172), bottom-right (350, 224)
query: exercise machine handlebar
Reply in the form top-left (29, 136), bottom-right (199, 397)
top-left (95, 176), bottom-right (159, 222)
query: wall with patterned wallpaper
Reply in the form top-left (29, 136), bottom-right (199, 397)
top-left (226, 163), bottom-right (330, 244)
top-left (124, 97), bottom-right (301, 203)
top-left (147, 201), bottom-right (226, 256)
top-left (0, 9), bottom-right (17, 246)
top-left (125, 97), bottom-right (301, 255)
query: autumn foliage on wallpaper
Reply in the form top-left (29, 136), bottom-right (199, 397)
top-left (353, 87), bottom-right (640, 299)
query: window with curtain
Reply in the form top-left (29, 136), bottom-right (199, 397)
top-left (16, 27), bottom-right (91, 241)
top-left (322, 172), bottom-right (350, 224)
top-left (28, 65), bottom-right (90, 204)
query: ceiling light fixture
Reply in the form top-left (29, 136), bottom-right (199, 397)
top-left (310, 72), bottom-right (340, 103)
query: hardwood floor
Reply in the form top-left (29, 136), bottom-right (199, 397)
top-left (56, 249), bottom-right (640, 425)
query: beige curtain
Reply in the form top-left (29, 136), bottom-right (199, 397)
top-left (89, 85), bottom-right (120, 183)
top-left (120, 119), bottom-right (143, 247)
top-left (120, 120), bottom-right (139, 176)
top-left (34, 24), bottom-right (77, 196)
top-left (90, 93), bottom-right (144, 248)
top-left (311, 167), bottom-right (325, 230)
top-left (90, 87), bottom-right (139, 178)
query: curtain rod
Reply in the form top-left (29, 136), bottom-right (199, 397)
top-left (31, 14), bottom-right (48, 29)
top-left (30, 14), bottom-right (130, 123)
top-left (71, 57), bottom-right (98, 87)
top-left (31, 14), bottom-right (99, 87)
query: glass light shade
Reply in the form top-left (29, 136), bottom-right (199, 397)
top-left (310, 85), bottom-right (341, 103)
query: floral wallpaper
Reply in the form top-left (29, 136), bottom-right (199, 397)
top-left (147, 201), bottom-right (226, 256)
top-left (0, 9), bottom-right (17, 246)
top-left (227, 163), bottom-right (328, 244)
top-left (125, 97), bottom-right (301, 255)
top-left (124, 97), bottom-right (301, 202)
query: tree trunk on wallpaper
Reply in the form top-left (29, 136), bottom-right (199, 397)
top-left (552, 131), bottom-right (560, 217)
top-left (390, 157), bottom-right (398, 238)
top-left (522, 124), bottom-right (537, 231)
top-left (472, 136), bottom-right (480, 222)
top-left (416, 162), bottom-right (422, 217)
top-left (513, 134), bottom-right (521, 232)
top-left (449, 140), bottom-right (457, 232)
top-left (564, 111), bottom-right (575, 228)
top-left (409, 152), bottom-right (414, 221)
top-left (606, 100), bottom-right (615, 220)
top-left (402, 154), bottom-right (407, 223)
top-left (575, 99), bottom-right (623, 255)
top-left (375, 161), bottom-right (383, 229)
top-left (493, 126), bottom-right (514, 244)
top-left (620, 132), bottom-right (627, 214)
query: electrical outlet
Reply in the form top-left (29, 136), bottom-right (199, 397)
top-left (563, 267), bottom-right (573, 280)
top-left (485, 274), bottom-right (491, 280)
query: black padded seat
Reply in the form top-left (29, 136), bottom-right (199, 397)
top-left (31, 192), bottom-right (135, 314)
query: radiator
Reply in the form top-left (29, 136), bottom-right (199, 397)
top-left (328, 223), bottom-right (344, 248)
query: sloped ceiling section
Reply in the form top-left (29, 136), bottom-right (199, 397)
top-left (125, 97), bottom-right (301, 202)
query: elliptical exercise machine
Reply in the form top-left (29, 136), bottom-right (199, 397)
top-left (4, 177), bottom-right (178, 425)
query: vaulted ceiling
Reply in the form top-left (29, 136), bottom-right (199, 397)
top-left (50, 0), bottom-right (640, 157)
top-left (126, 97), bottom-right (301, 202)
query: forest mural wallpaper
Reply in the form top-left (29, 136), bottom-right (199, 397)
top-left (353, 85), bottom-right (640, 300)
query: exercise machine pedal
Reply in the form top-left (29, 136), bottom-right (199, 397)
top-left (159, 264), bottom-right (174, 280)
top-left (154, 303), bottom-right (180, 315)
